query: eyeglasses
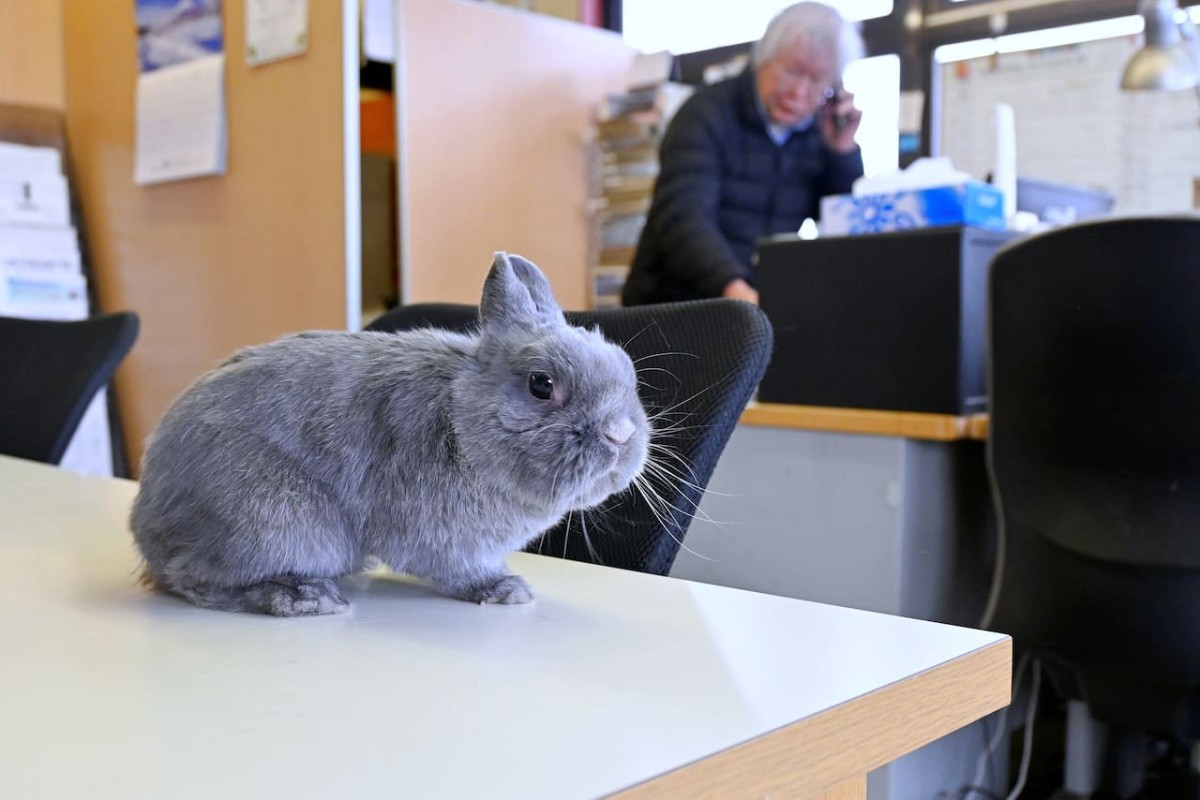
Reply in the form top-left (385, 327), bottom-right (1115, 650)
top-left (771, 60), bottom-right (838, 104)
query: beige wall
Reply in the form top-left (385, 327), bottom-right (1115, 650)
top-left (0, 0), bottom-right (65, 108)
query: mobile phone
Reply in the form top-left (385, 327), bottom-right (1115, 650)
top-left (830, 83), bottom-right (849, 135)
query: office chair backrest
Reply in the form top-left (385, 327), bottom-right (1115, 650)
top-left (367, 299), bottom-right (773, 575)
top-left (987, 215), bottom-right (1200, 735)
top-left (0, 312), bottom-right (140, 465)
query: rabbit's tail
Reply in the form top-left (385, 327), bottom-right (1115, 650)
top-left (162, 574), bottom-right (351, 617)
top-left (136, 563), bottom-right (157, 590)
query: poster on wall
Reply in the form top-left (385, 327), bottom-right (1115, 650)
top-left (133, 0), bottom-right (228, 186)
top-left (246, 0), bottom-right (310, 66)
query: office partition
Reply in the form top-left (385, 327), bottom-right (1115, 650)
top-left (64, 0), bottom-right (361, 469)
top-left (394, 0), bottom-right (637, 308)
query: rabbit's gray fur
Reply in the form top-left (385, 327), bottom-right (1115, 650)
top-left (130, 253), bottom-right (649, 616)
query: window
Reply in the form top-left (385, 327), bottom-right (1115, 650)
top-left (845, 54), bottom-right (900, 177)
top-left (621, 0), bottom-right (894, 56)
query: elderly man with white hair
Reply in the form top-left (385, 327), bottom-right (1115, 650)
top-left (621, 2), bottom-right (865, 306)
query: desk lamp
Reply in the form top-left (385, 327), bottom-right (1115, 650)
top-left (1120, 0), bottom-right (1200, 93)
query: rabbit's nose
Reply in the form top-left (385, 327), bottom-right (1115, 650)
top-left (604, 417), bottom-right (636, 447)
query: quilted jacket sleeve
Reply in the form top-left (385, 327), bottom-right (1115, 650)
top-left (819, 146), bottom-right (864, 199)
top-left (643, 99), bottom-right (748, 298)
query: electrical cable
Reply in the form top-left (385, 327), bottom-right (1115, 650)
top-left (978, 427), bottom-right (1006, 631)
top-left (1004, 660), bottom-right (1043, 800)
top-left (969, 653), bottom-right (1031, 796)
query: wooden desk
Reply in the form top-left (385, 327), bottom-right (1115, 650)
top-left (0, 456), bottom-right (1010, 800)
top-left (677, 408), bottom-right (997, 800)
top-left (741, 403), bottom-right (990, 443)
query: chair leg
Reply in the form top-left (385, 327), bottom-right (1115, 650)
top-left (1103, 730), bottom-right (1147, 800)
top-left (1189, 742), bottom-right (1200, 800)
top-left (1064, 700), bottom-right (1107, 797)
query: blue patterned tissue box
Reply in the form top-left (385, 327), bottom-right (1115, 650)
top-left (819, 181), bottom-right (1005, 236)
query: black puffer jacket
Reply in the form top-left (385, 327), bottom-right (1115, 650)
top-left (621, 67), bottom-right (864, 305)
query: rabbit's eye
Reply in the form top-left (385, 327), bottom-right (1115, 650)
top-left (528, 371), bottom-right (554, 401)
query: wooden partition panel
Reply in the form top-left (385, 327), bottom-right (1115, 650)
top-left (0, 0), bottom-right (64, 109)
top-left (397, 0), bottom-right (636, 308)
top-left (64, 0), bottom-right (358, 469)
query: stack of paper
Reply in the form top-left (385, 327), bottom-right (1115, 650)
top-left (0, 140), bottom-right (113, 476)
top-left (0, 143), bottom-right (86, 320)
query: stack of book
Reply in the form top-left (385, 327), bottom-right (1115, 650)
top-left (0, 140), bottom-right (113, 476)
top-left (587, 53), bottom-right (692, 307)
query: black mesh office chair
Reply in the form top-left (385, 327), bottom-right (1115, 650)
top-left (985, 216), bottom-right (1200, 797)
top-left (0, 312), bottom-right (139, 467)
top-left (367, 299), bottom-right (773, 575)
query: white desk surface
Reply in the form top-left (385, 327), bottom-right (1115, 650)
top-left (0, 456), bottom-right (1010, 800)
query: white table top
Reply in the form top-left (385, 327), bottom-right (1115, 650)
top-left (0, 456), bottom-right (1009, 800)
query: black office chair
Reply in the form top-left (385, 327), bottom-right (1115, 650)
top-left (367, 299), bottom-right (773, 575)
top-left (985, 216), bottom-right (1200, 798)
top-left (0, 312), bottom-right (140, 467)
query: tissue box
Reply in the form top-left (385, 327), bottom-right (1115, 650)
top-left (819, 181), bottom-right (1005, 236)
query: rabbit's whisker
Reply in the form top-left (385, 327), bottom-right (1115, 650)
top-left (641, 448), bottom-right (730, 526)
top-left (636, 366), bottom-right (681, 381)
top-left (646, 440), bottom-right (697, 475)
top-left (647, 448), bottom-right (737, 503)
top-left (631, 474), bottom-right (713, 562)
top-left (643, 452), bottom-right (707, 498)
top-left (632, 350), bottom-right (698, 365)
top-left (635, 468), bottom-right (692, 527)
top-left (550, 510), bottom-right (572, 557)
top-left (651, 383), bottom-right (721, 421)
top-left (562, 510), bottom-right (572, 560)
top-left (547, 457), bottom-right (571, 510)
top-left (631, 474), bottom-right (672, 531)
top-left (647, 418), bottom-right (711, 441)
top-left (620, 318), bottom-right (671, 352)
top-left (646, 402), bottom-right (697, 423)
top-left (641, 460), bottom-right (703, 515)
top-left (619, 321), bottom-right (657, 350)
top-left (579, 512), bottom-right (603, 564)
top-left (646, 442), bottom-right (733, 502)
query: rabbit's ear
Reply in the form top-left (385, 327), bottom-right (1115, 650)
top-left (480, 252), bottom-right (563, 332)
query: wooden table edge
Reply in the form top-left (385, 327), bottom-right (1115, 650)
top-left (607, 636), bottom-right (1013, 800)
top-left (740, 403), bottom-right (991, 442)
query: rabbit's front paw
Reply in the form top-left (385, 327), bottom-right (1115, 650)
top-left (475, 574), bottom-right (535, 605)
top-left (440, 574), bottom-right (535, 605)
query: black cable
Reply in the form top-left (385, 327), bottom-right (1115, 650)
top-left (958, 785), bottom-right (1001, 800)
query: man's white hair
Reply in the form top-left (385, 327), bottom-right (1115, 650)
top-left (753, 2), bottom-right (866, 75)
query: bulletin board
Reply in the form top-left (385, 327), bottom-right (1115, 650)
top-left (936, 34), bottom-right (1200, 214)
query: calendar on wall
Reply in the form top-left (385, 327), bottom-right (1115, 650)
top-left (935, 34), bottom-right (1200, 215)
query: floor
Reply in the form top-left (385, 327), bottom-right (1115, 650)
top-left (1016, 693), bottom-right (1199, 800)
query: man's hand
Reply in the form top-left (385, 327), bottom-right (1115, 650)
top-left (819, 87), bottom-right (862, 154)
top-left (722, 278), bottom-right (759, 305)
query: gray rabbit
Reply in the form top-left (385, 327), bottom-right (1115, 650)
top-left (130, 253), bottom-right (650, 616)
